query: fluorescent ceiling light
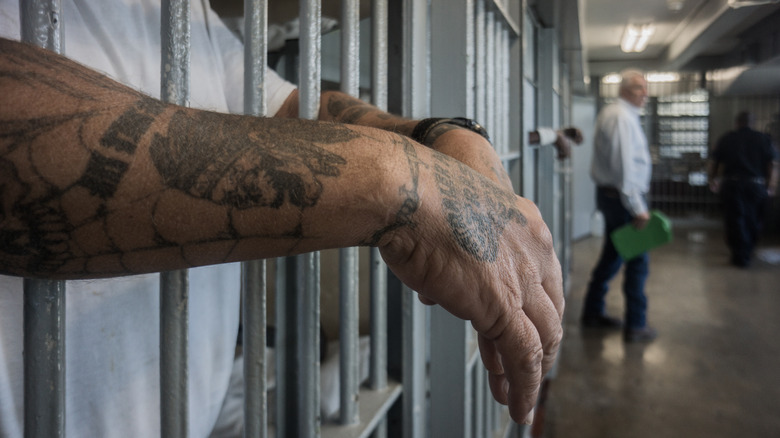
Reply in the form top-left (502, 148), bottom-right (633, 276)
top-left (646, 72), bottom-right (680, 82)
top-left (621, 24), bottom-right (655, 53)
top-left (728, 0), bottom-right (780, 8)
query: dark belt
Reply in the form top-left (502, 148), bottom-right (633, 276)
top-left (597, 186), bottom-right (621, 197)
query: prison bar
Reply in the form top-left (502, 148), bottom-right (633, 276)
top-left (21, 1), bottom-right (66, 437)
top-left (241, 1), bottom-right (270, 437)
top-left (338, 0), bottom-right (361, 426)
top-left (159, 1), bottom-right (191, 437)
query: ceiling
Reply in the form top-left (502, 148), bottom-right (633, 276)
top-left (555, 0), bottom-right (780, 95)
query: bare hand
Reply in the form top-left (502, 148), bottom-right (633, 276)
top-left (377, 151), bottom-right (564, 424)
top-left (632, 211), bottom-right (650, 230)
top-left (561, 127), bottom-right (584, 144)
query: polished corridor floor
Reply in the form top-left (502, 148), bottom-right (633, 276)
top-left (543, 221), bottom-right (780, 438)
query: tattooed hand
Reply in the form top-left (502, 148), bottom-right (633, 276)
top-left (376, 145), bottom-right (564, 425)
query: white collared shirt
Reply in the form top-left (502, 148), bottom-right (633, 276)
top-left (590, 98), bottom-right (651, 216)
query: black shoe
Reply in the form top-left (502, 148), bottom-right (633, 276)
top-left (581, 314), bottom-right (623, 329)
top-left (623, 326), bottom-right (657, 343)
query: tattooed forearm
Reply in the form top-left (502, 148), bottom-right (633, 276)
top-left (432, 154), bottom-right (526, 262)
top-left (363, 136), bottom-right (424, 246)
top-left (2, 38), bottom-right (370, 276)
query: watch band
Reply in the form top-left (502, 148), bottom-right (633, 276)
top-left (411, 117), bottom-right (491, 146)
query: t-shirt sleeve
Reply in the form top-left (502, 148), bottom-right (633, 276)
top-left (0, 1), bottom-right (21, 40)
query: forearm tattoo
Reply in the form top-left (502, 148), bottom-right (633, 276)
top-left (362, 136), bottom-right (422, 246)
top-left (1, 39), bottom-right (354, 276)
top-left (326, 94), bottom-right (393, 125)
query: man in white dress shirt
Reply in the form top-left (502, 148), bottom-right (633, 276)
top-left (581, 69), bottom-right (657, 342)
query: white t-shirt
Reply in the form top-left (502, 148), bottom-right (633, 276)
top-left (0, 1), bottom-right (296, 437)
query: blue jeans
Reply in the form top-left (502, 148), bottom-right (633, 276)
top-left (583, 188), bottom-right (649, 329)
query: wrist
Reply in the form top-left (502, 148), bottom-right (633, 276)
top-left (411, 117), bottom-right (490, 146)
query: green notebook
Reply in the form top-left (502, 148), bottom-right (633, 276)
top-left (610, 210), bottom-right (672, 260)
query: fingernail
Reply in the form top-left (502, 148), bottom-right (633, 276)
top-left (502, 380), bottom-right (509, 397)
top-left (523, 408), bottom-right (535, 425)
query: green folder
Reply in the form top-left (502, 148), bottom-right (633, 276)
top-left (610, 210), bottom-right (672, 260)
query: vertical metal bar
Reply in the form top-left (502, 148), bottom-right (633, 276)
top-left (338, 246), bottom-right (359, 425)
top-left (299, 252), bottom-right (321, 437)
top-left (372, 0), bottom-right (389, 112)
top-left (159, 270), bottom-right (189, 438)
top-left (370, 3), bottom-right (389, 436)
top-left (299, 0), bottom-right (322, 119)
top-left (279, 254), bottom-right (321, 438)
top-left (341, 0), bottom-right (361, 95)
top-left (401, 2), bottom-right (429, 437)
top-left (475, 0), bottom-right (486, 126)
top-left (500, 26), bottom-right (509, 156)
top-left (473, 368), bottom-right (484, 438)
top-left (402, 286), bottom-right (427, 438)
top-left (485, 8), bottom-right (495, 142)
top-left (368, 248), bottom-right (388, 438)
top-left (281, 3), bottom-right (321, 437)
top-left (242, 260), bottom-right (267, 438)
top-left (23, 280), bottom-right (65, 438)
top-left (160, 1), bottom-right (190, 437)
top-left (20, 2), bottom-right (65, 437)
top-left (369, 248), bottom-right (388, 393)
top-left (339, 0), bottom-right (361, 426)
top-left (20, 0), bottom-right (62, 51)
top-left (244, 0), bottom-right (268, 116)
top-left (243, 2), bottom-right (268, 438)
top-left (429, 1), bottom-right (475, 437)
top-left (403, 0), bottom-right (430, 118)
top-left (274, 257), bottom-right (288, 438)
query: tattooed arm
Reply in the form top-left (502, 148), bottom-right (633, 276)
top-left (1, 38), bottom-right (562, 424)
top-left (276, 89), bottom-right (514, 189)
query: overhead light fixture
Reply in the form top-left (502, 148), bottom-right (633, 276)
top-left (621, 24), bottom-right (655, 53)
top-left (728, 0), bottom-right (780, 8)
top-left (646, 72), bottom-right (680, 82)
top-left (666, 0), bottom-right (684, 11)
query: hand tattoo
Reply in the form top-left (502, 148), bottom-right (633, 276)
top-left (432, 154), bottom-right (527, 262)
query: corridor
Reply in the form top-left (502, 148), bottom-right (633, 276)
top-left (544, 220), bottom-right (780, 437)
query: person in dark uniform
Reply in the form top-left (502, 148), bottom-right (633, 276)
top-left (708, 111), bottom-right (779, 267)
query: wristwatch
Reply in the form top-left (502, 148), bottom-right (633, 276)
top-left (411, 117), bottom-right (491, 146)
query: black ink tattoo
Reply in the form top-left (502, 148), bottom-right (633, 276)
top-left (326, 97), bottom-right (375, 124)
top-left (101, 100), bottom-right (164, 154)
top-left (363, 137), bottom-right (423, 246)
top-left (77, 152), bottom-right (129, 198)
top-left (432, 154), bottom-right (527, 262)
top-left (150, 111), bottom-right (351, 210)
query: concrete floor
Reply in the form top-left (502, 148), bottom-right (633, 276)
top-left (542, 221), bottom-right (780, 438)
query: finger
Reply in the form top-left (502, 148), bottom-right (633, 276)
top-left (477, 333), bottom-right (503, 375)
top-left (495, 313), bottom-right (544, 424)
top-left (540, 256), bottom-right (565, 319)
top-left (486, 368), bottom-right (509, 406)
top-left (521, 281), bottom-right (564, 376)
